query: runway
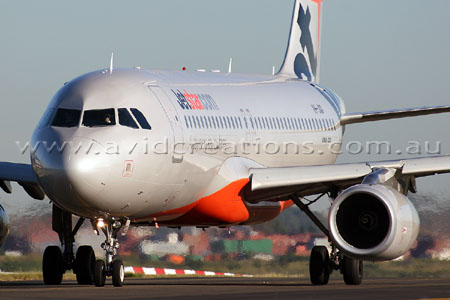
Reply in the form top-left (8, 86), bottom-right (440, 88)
top-left (0, 277), bottom-right (449, 300)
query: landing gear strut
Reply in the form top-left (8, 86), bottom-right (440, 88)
top-left (42, 205), bottom-right (126, 287)
top-left (290, 194), bottom-right (364, 286)
top-left (43, 205), bottom-right (90, 285)
top-left (93, 218), bottom-right (125, 287)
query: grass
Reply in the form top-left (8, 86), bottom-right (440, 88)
top-left (1, 255), bottom-right (450, 281)
top-left (0, 272), bottom-right (76, 281)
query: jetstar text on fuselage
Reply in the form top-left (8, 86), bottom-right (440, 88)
top-left (171, 89), bottom-right (219, 111)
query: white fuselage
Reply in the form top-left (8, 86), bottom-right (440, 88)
top-left (30, 69), bottom-right (344, 225)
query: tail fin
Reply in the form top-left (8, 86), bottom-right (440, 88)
top-left (278, 0), bottom-right (323, 82)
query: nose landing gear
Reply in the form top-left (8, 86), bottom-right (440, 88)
top-left (93, 218), bottom-right (125, 287)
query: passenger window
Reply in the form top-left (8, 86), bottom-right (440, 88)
top-left (82, 109), bottom-right (115, 127)
top-left (201, 116), bottom-right (207, 128)
top-left (118, 108), bottom-right (139, 129)
top-left (130, 108), bottom-right (152, 130)
top-left (52, 108), bottom-right (81, 128)
top-left (193, 116), bottom-right (197, 128)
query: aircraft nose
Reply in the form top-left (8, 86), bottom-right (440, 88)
top-left (62, 137), bottom-right (109, 194)
top-left (32, 132), bottom-right (112, 216)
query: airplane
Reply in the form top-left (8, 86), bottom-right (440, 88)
top-left (1, 0), bottom-right (450, 287)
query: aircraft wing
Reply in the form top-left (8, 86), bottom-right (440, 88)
top-left (341, 105), bottom-right (450, 125)
top-left (0, 162), bottom-right (45, 200)
top-left (245, 156), bottom-right (450, 203)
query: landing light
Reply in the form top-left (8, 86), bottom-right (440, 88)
top-left (97, 218), bottom-right (105, 228)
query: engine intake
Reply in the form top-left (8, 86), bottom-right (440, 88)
top-left (329, 184), bottom-right (419, 261)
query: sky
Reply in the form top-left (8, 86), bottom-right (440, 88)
top-left (1, 0), bottom-right (450, 215)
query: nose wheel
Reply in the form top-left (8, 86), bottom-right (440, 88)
top-left (94, 218), bottom-right (125, 287)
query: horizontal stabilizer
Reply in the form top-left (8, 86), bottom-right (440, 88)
top-left (341, 105), bottom-right (450, 125)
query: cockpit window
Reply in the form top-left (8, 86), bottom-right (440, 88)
top-left (51, 108), bottom-right (81, 128)
top-left (118, 108), bottom-right (139, 129)
top-left (130, 108), bottom-right (152, 130)
top-left (82, 108), bottom-right (116, 127)
top-left (38, 108), bottom-right (56, 128)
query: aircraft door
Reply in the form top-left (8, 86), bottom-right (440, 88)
top-left (147, 86), bottom-right (184, 163)
top-left (240, 108), bottom-right (256, 144)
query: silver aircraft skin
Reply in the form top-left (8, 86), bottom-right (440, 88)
top-left (31, 69), bottom-right (343, 224)
top-left (1, 0), bottom-right (450, 287)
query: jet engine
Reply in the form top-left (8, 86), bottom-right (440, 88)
top-left (328, 184), bottom-right (419, 261)
top-left (0, 204), bottom-right (10, 248)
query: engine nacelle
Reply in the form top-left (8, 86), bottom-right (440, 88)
top-left (0, 204), bottom-right (10, 248)
top-left (329, 184), bottom-right (419, 261)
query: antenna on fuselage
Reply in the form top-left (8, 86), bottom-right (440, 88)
top-left (109, 52), bottom-right (114, 75)
top-left (228, 58), bottom-right (233, 73)
top-left (272, 66), bottom-right (275, 76)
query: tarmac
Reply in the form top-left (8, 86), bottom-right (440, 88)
top-left (0, 277), bottom-right (449, 300)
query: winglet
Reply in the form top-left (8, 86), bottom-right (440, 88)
top-left (109, 52), bottom-right (114, 75)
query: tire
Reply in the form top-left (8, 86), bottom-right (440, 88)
top-left (94, 259), bottom-right (106, 287)
top-left (75, 245), bottom-right (96, 285)
top-left (42, 246), bottom-right (64, 285)
top-left (342, 256), bottom-right (363, 285)
top-left (309, 246), bottom-right (330, 285)
top-left (112, 259), bottom-right (125, 287)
